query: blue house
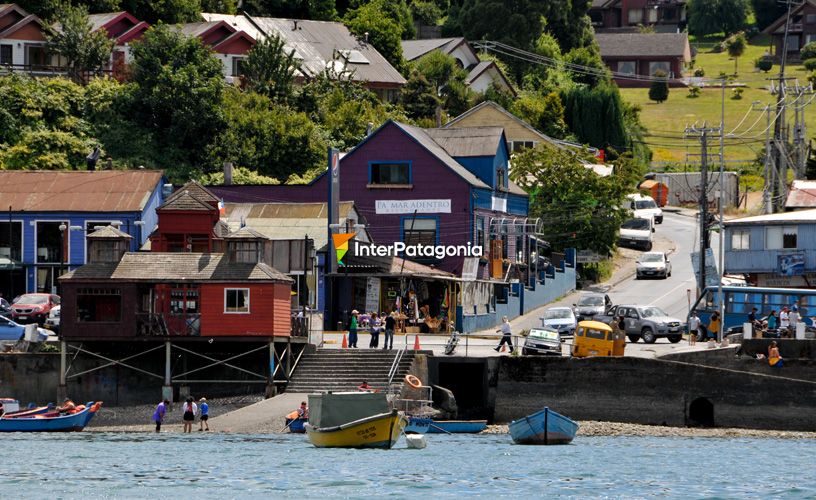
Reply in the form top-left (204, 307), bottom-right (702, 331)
top-left (723, 209), bottom-right (816, 288)
top-left (0, 170), bottom-right (167, 298)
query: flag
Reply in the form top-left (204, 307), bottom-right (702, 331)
top-left (218, 199), bottom-right (225, 215)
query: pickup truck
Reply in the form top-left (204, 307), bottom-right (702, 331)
top-left (592, 304), bottom-right (685, 344)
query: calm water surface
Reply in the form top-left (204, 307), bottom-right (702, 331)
top-left (3, 433), bottom-right (815, 498)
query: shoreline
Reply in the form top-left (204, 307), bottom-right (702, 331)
top-left (87, 421), bottom-right (816, 439)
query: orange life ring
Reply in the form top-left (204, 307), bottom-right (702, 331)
top-left (405, 374), bottom-right (422, 388)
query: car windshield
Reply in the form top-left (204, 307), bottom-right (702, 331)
top-left (543, 309), bottom-right (572, 320)
top-left (640, 307), bottom-right (669, 318)
top-left (641, 253), bottom-right (664, 263)
top-left (622, 218), bottom-right (650, 230)
top-left (578, 296), bottom-right (604, 307)
top-left (529, 329), bottom-right (560, 341)
top-left (635, 200), bottom-right (657, 209)
top-left (13, 294), bottom-right (47, 305)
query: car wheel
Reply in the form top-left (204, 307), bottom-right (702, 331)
top-left (668, 335), bottom-right (682, 343)
top-left (627, 335), bottom-right (640, 343)
top-left (641, 328), bottom-right (656, 344)
top-left (644, 242), bottom-right (653, 251)
top-left (635, 274), bottom-right (640, 280)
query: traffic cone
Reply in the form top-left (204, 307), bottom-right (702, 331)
top-left (500, 344), bottom-right (506, 352)
top-left (413, 335), bottom-right (421, 350)
top-left (341, 333), bottom-right (348, 349)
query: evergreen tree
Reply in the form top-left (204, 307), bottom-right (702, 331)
top-left (400, 70), bottom-right (440, 120)
top-left (648, 70), bottom-right (670, 103)
top-left (687, 0), bottom-right (749, 36)
top-left (242, 34), bottom-right (300, 105)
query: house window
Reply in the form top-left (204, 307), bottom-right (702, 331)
top-left (731, 230), bottom-right (750, 250)
top-left (36, 221), bottom-right (67, 264)
top-left (618, 61), bottom-right (637, 75)
top-left (25, 44), bottom-right (48, 69)
top-left (765, 226), bottom-right (798, 250)
top-left (403, 218), bottom-right (437, 247)
top-left (77, 288), bottom-right (122, 322)
top-left (0, 221), bottom-right (22, 261)
top-left (225, 288), bottom-right (250, 313)
top-left (807, 14), bottom-right (816, 24)
top-left (170, 288), bottom-right (199, 314)
top-left (807, 34), bottom-right (816, 45)
top-left (628, 8), bottom-right (643, 24)
top-left (232, 57), bottom-right (246, 77)
top-left (230, 241), bottom-right (260, 263)
top-left (787, 35), bottom-right (800, 51)
top-left (510, 140), bottom-right (535, 152)
top-left (476, 217), bottom-right (485, 247)
top-left (496, 168), bottom-right (506, 190)
top-left (501, 223), bottom-right (508, 260)
top-left (649, 61), bottom-right (671, 76)
top-left (369, 162), bottom-right (411, 186)
top-left (0, 45), bottom-right (11, 65)
top-left (663, 7), bottom-right (677, 21)
top-left (647, 8), bottom-right (658, 23)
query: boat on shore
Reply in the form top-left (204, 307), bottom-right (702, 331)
top-left (0, 401), bottom-right (102, 432)
top-left (284, 417), bottom-right (307, 433)
top-left (305, 409), bottom-right (406, 449)
top-left (509, 407), bottom-right (578, 445)
top-left (405, 417), bottom-right (487, 434)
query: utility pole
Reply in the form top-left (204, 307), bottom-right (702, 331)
top-left (686, 123), bottom-right (722, 293)
top-left (763, 105), bottom-right (773, 213)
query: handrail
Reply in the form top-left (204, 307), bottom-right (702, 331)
top-left (387, 347), bottom-right (405, 386)
top-left (287, 346), bottom-right (307, 379)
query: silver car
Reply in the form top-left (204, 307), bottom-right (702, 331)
top-left (636, 252), bottom-right (672, 279)
top-left (522, 327), bottom-right (563, 356)
top-left (540, 307), bottom-right (577, 338)
top-left (595, 304), bottom-right (684, 344)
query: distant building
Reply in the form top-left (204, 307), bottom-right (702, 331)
top-left (724, 209), bottom-right (816, 287)
top-left (595, 32), bottom-right (691, 86)
top-left (401, 37), bottom-right (516, 96)
top-left (201, 12), bottom-right (406, 101)
top-left (589, 0), bottom-right (687, 32)
top-left (0, 170), bottom-right (166, 298)
top-left (174, 21), bottom-right (255, 83)
top-left (786, 180), bottom-right (816, 211)
top-left (763, 0), bottom-right (816, 59)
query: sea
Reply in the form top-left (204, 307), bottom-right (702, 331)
top-left (3, 432), bottom-right (815, 498)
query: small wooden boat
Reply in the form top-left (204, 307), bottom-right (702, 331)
top-left (284, 417), bottom-right (307, 433)
top-left (305, 409), bottom-right (406, 449)
top-left (426, 420), bottom-right (487, 434)
top-left (0, 401), bottom-right (102, 432)
top-left (509, 407), bottom-right (578, 445)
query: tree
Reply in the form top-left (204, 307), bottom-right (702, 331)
top-left (412, 51), bottom-right (473, 116)
top-left (241, 0), bottom-right (336, 20)
top-left (510, 145), bottom-right (630, 256)
top-left (561, 83), bottom-right (630, 152)
top-left (200, 0), bottom-right (237, 14)
top-left (400, 70), bottom-right (440, 121)
top-left (121, 0), bottom-right (202, 24)
top-left (687, 0), bottom-right (749, 36)
top-left (344, 0), bottom-right (409, 72)
top-left (751, 0), bottom-right (787, 31)
top-left (648, 70), bottom-right (669, 103)
top-left (725, 32), bottom-right (747, 75)
top-left (563, 46), bottom-right (609, 87)
top-left (129, 24), bottom-right (226, 171)
top-left (510, 92), bottom-right (567, 139)
top-left (411, 0), bottom-right (442, 25)
top-left (242, 34), bottom-right (300, 104)
top-left (46, 5), bottom-right (114, 84)
top-left (207, 88), bottom-right (326, 181)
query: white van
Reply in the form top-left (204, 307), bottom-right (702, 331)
top-left (627, 194), bottom-right (663, 224)
top-left (619, 217), bottom-right (654, 251)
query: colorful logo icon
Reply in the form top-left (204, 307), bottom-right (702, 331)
top-left (332, 233), bottom-right (355, 266)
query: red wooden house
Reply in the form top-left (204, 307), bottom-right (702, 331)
top-left (149, 180), bottom-right (228, 252)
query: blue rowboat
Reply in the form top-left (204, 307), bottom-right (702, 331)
top-left (405, 418), bottom-right (487, 434)
top-left (285, 417), bottom-right (307, 433)
top-left (509, 407), bottom-right (579, 445)
top-left (0, 401), bottom-right (102, 432)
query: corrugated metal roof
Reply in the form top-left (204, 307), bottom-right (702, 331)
top-left (724, 208), bottom-right (816, 226)
top-left (62, 252), bottom-right (292, 282)
top-left (595, 33), bottom-right (690, 59)
top-left (0, 170), bottom-right (164, 212)
top-left (225, 227), bottom-right (269, 239)
top-left (202, 13), bottom-right (406, 86)
top-left (401, 37), bottom-right (459, 61)
top-left (424, 127), bottom-right (504, 157)
top-left (176, 21), bottom-right (224, 37)
top-left (785, 180), bottom-right (816, 208)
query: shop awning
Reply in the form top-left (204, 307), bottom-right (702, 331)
top-left (0, 256), bottom-right (23, 271)
top-left (328, 253), bottom-right (456, 281)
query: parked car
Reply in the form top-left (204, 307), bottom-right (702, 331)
top-left (636, 251), bottom-right (672, 279)
top-left (627, 193), bottom-right (663, 224)
top-left (573, 292), bottom-right (612, 321)
top-left (540, 307), bottom-right (577, 338)
top-left (0, 315), bottom-right (48, 342)
top-left (45, 305), bottom-right (60, 333)
top-left (11, 293), bottom-right (60, 325)
top-left (618, 217), bottom-right (654, 251)
top-left (522, 327), bottom-right (563, 356)
top-left (594, 304), bottom-right (684, 344)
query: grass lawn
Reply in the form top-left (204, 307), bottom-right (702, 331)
top-left (619, 35), bottom-right (814, 165)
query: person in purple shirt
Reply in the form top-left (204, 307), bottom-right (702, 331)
top-left (152, 399), bottom-right (170, 433)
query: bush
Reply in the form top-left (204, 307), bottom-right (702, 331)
top-left (808, 71), bottom-right (816, 87)
top-left (688, 86), bottom-right (701, 98)
top-left (731, 87), bottom-right (744, 99)
top-left (694, 67), bottom-right (705, 77)
top-left (801, 42), bottom-right (816, 62)
top-left (804, 58), bottom-right (816, 71)
top-left (648, 70), bottom-right (670, 103)
top-left (755, 56), bottom-right (773, 72)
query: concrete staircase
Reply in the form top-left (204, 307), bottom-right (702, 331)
top-left (286, 349), bottom-right (427, 393)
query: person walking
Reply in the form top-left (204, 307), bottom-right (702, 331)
top-left (369, 312), bottom-right (381, 348)
top-left (152, 399), bottom-right (169, 433)
top-left (494, 316), bottom-right (514, 353)
top-left (707, 312), bottom-right (720, 341)
top-left (383, 312), bottom-right (396, 350)
top-left (789, 306), bottom-right (800, 337)
top-left (198, 397), bottom-right (209, 431)
top-left (688, 312), bottom-right (700, 345)
top-left (348, 310), bottom-right (359, 348)
top-left (182, 397), bottom-right (197, 433)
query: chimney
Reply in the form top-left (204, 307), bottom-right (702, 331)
top-left (224, 162), bottom-right (234, 186)
top-left (365, 122), bottom-right (374, 136)
top-left (364, 32), bottom-right (369, 43)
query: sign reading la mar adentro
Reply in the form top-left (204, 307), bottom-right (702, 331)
top-left (375, 199), bottom-right (451, 214)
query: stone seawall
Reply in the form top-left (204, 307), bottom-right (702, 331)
top-left (493, 356), bottom-right (816, 431)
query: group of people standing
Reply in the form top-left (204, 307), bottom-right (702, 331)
top-left (347, 310), bottom-right (396, 350)
top-left (748, 306), bottom-right (801, 338)
top-left (152, 396), bottom-right (209, 433)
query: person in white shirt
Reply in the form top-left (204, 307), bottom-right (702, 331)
top-left (181, 397), bottom-right (198, 433)
top-left (688, 313), bottom-right (700, 345)
top-left (788, 306), bottom-right (800, 337)
top-left (780, 308), bottom-right (790, 336)
top-left (494, 316), bottom-right (514, 353)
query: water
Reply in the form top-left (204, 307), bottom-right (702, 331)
top-left (3, 433), bottom-right (815, 498)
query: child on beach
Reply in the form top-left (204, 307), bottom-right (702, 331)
top-left (182, 397), bottom-right (197, 433)
top-left (198, 397), bottom-right (209, 431)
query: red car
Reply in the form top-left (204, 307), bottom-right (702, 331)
top-left (11, 293), bottom-right (60, 325)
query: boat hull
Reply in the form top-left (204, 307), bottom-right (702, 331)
top-left (305, 410), bottom-right (406, 449)
top-left (425, 420), bottom-right (487, 433)
top-left (509, 407), bottom-right (578, 445)
top-left (285, 417), bottom-right (307, 433)
top-left (0, 402), bottom-right (102, 432)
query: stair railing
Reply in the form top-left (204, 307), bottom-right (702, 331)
top-left (387, 347), bottom-right (405, 387)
